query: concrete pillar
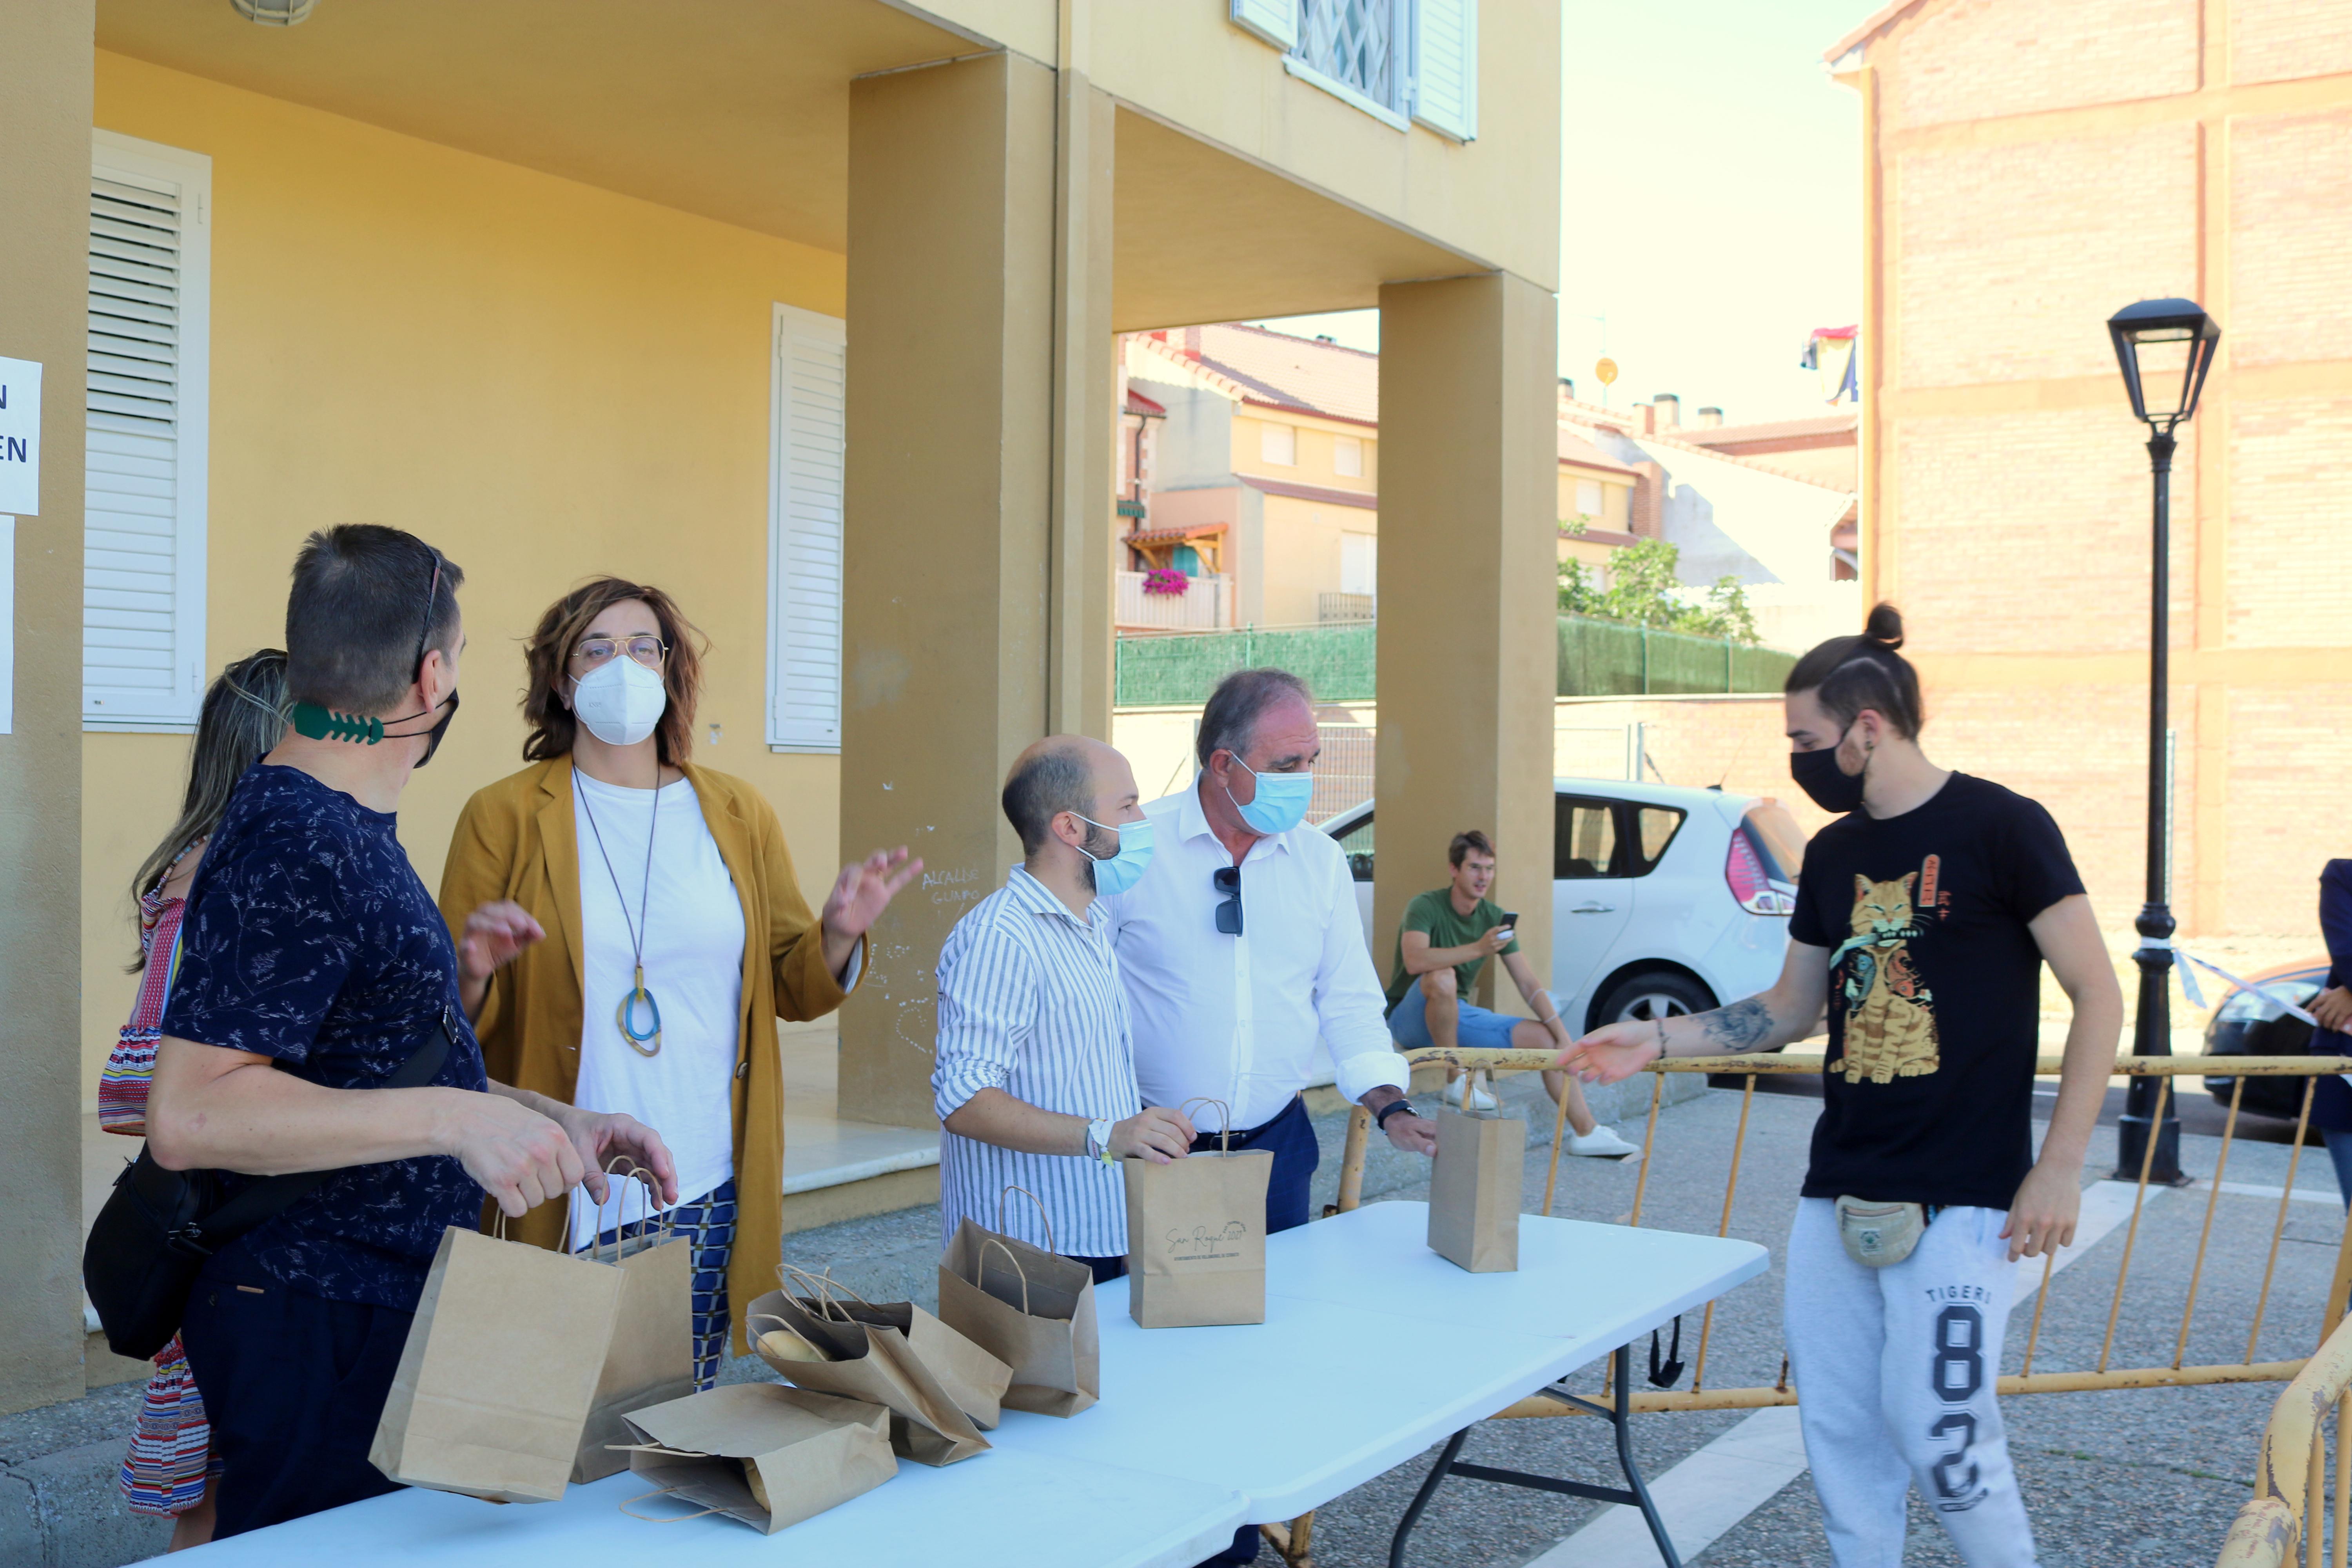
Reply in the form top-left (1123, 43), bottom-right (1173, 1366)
top-left (0, 0), bottom-right (94, 1413)
top-left (1373, 273), bottom-right (1559, 1009)
top-left (838, 51), bottom-right (1113, 1128)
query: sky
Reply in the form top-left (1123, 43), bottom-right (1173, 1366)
top-left (1252, 0), bottom-right (1878, 426)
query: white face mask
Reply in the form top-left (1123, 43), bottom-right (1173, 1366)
top-left (570, 656), bottom-right (668, 748)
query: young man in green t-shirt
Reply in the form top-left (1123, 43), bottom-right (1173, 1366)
top-left (1383, 830), bottom-right (1638, 1156)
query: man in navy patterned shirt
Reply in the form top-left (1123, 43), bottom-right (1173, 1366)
top-left (149, 526), bottom-right (677, 1538)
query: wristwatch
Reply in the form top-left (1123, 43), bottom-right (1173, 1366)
top-left (1087, 1117), bottom-right (1118, 1163)
top-left (1374, 1099), bottom-right (1419, 1131)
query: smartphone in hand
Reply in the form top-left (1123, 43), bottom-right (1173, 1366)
top-left (1493, 912), bottom-right (1518, 940)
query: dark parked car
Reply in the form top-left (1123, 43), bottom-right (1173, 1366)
top-left (2202, 958), bottom-right (2332, 1120)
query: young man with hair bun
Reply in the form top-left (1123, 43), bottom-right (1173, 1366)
top-left (1560, 603), bottom-right (2122, 1568)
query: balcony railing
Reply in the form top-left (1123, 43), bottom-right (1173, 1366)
top-left (1318, 591), bottom-right (1376, 624)
top-left (1116, 571), bottom-right (1232, 632)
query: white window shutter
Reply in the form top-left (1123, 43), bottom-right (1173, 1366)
top-left (766, 305), bottom-right (846, 753)
top-left (1411, 0), bottom-right (1477, 142)
top-left (1231, 0), bottom-right (1299, 51)
top-left (86, 132), bottom-right (210, 732)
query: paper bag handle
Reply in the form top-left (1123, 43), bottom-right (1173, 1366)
top-left (978, 1236), bottom-right (1032, 1317)
top-left (1176, 1097), bottom-right (1233, 1153)
top-left (583, 1156), bottom-right (674, 1263)
top-left (995, 1185), bottom-right (1058, 1256)
top-left (775, 1261), bottom-right (880, 1321)
top-left (617, 1486), bottom-right (722, 1523)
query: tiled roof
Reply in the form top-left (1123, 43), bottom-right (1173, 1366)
top-left (1240, 475), bottom-right (1377, 510)
top-left (1126, 386), bottom-right (1167, 417)
top-left (1127, 521), bottom-right (1227, 544)
top-left (1824, 0), bottom-right (1929, 62)
top-left (1160, 323), bottom-right (1379, 426)
top-left (1558, 395), bottom-right (1853, 495)
top-left (1558, 429), bottom-right (1640, 474)
top-left (1672, 412), bottom-right (1857, 447)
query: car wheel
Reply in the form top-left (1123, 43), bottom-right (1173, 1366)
top-left (1593, 969), bottom-right (1717, 1031)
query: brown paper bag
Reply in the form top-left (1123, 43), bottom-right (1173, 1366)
top-left (745, 1273), bottom-right (1002, 1466)
top-left (616, 1383), bottom-right (895, 1534)
top-left (572, 1170), bottom-right (695, 1483)
top-left (1428, 1092), bottom-right (1524, 1273)
top-left (1123, 1102), bottom-right (1271, 1328)
top-left (936, 1189), bottom-right (1099, 1417)
top-left (369, 1223), bottom-right (625, 1503)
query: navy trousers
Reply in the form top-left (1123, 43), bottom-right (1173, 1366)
top-left (1188, 1093), bottom-right (1320, 1566)
top-left (180, 1263), bottom-right (410, 1538)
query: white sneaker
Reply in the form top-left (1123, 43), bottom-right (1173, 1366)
top-left (1566, 1125), bottom-right (1641, 1159)
top-left (1443, 1078), bottom-right (1498, 1112)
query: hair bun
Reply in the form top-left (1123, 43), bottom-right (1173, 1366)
top-left (1862, 602), bottom-right (1905, 651)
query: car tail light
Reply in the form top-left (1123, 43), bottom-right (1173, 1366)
top-left (1726, 829), bottom-right (1796, 916)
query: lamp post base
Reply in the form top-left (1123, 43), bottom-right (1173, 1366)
top-left (2111, 907), bottom-right (2189, 1185)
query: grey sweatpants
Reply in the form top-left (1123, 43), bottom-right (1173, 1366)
top-left (1783, 1198), bottom-right (2040, 1568)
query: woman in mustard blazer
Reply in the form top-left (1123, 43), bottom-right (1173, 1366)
top-left (439, 577), bottom-right (917, 1385)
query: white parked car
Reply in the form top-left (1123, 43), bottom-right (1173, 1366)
top-left (1320, 779), bottom-right (1808, 1034)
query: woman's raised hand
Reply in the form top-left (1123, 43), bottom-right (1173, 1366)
top-left (818, 848), bottom-right (923, 976)
top-left (457, 900), bottom-right (546, 985)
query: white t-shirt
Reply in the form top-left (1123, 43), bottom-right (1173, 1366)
top-left (566, 770), bottom-right (747, 1251)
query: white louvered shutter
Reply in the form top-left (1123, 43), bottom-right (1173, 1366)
top-left (1231, 0), bottom-right (1299, 51)
top-left (1411, 0), bottom-right (1477, 142)
top-left (86, 133), bottom-right (210, 732)
top-left (766, 305), bottom-right (846, 753)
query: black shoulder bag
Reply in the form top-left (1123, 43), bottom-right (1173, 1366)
top-left (83, 1019), bottom-right (454, 1361)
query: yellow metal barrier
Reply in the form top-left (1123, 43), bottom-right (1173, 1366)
top-left (2216, 1314), bottom-right (2352, 1567)
top-left (1259, 1049), bottom-right (2352, 1568)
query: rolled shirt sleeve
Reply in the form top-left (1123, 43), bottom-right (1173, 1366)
top-left (1312, 849), bottom-right (1410, 1105)
top-left (932, 915), bottom-right (1038, 1122)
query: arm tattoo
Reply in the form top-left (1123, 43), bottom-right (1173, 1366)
top-left (1699, 998), bottom-right (1774, 1051)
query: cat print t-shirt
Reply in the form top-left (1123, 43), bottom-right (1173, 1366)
top-left (1787, 771), bottom-right (2084, 1211)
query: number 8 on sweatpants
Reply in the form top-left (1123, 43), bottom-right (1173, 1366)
top-left (1784, 1199), bottom-right (2042, 1568)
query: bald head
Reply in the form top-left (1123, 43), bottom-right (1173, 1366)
top-left (1002, 735), bottom-right (1134, 857)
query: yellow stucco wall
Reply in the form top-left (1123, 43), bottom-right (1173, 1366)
top-left (1087, 0), bottom-right (1561, 290)
top-left (1231, 410), bottom-right (1379, 492)
top-left (1555, 465), bottom-right (1632, 531)
top-left (82, 52), bottom-right (848, 1105)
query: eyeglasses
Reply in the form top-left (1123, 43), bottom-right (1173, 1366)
top-left (573, 635), bottom-right (668, 670)
top-left (410, 548), bottom-right (444, 678)
top-left (1213, 866), bottom-right (1243, 936)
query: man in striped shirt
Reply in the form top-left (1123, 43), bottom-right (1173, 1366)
top-left (933, 736), bottom-right (1197, 1281)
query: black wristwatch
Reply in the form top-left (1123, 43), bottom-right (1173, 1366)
top-left (1374, 1098), bottom-right (1419, 1130)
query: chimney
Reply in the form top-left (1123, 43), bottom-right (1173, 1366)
top-left (1697, 406), bottom-right (1724, 429)
top-left (1634, 401), bottom-right (1655, 435)
top-left (1653, 394), bottom-right (1681, 430)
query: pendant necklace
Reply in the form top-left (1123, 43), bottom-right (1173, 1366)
top-left (576, 768), bottom-right (663, 1057)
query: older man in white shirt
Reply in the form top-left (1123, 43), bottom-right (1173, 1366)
top-left (1104, 668), bottom-right (1437, 1246)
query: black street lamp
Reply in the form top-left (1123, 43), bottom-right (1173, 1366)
top-left (2105, 298), bottom-right (2220, 1183)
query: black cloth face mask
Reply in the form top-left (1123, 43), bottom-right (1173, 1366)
top-left (1789, 723), bottom-right (1867, 814)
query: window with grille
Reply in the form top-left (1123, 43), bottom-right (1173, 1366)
top-left (766, 305), bottom-right (847, 753)
top-left (1228, 0), bottom-right (1476, 140)
top-left (85, 132), bottom-right (211, 733)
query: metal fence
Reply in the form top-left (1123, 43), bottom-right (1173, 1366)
top-left (1262, 1048), bottom-right (2352, 1568)
top-left (1113, 617), bottom-right (1795, 709)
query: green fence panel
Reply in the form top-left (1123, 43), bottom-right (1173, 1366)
top-left (1115, 618), bottom-right (1792, 707)
top-left (1114, 624), bottom-right (1377, 708)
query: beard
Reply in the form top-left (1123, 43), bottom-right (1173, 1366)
top-left (1078, 820), bottom-right (1122, 891)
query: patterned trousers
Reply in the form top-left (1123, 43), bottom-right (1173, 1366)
top-left (581, 1180), bottom-right (739, 1390)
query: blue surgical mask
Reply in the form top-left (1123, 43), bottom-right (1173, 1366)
top-left (1226, 758), bottom-right (1315, 836)
top-left (1075, 814), bottom-right (1154, 896)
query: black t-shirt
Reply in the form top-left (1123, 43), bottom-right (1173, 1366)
top-left (1787, 772), bottom-right (2083, 1211)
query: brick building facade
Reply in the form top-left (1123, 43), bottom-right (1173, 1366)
top-left (1832, 0), bottom-right (2352, 935)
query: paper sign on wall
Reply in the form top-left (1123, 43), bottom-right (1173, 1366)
top-left (0, 358), bottom-right (40, 517)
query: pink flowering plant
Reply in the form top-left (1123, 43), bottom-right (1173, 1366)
top-left (1142, 567), bottom-right (1191, 596)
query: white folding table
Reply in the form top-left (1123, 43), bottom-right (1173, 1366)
top-left (993, 1201), bottom-right (1768, 1566)
top-left (178, 1445), bottom-right (1249, 1568)
top-left (182, 1201), bottom-right (1765, 1567)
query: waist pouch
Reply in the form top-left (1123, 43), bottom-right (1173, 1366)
top-left (82, 1020), bottom-right (453, 1360)
top-left (1833, 1194), bottom-right (1938, 1268)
